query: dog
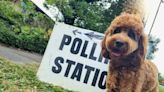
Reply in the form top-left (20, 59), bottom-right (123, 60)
top-left (101, 13), bottom-right (159, 92)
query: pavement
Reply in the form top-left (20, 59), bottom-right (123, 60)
top-left (0, 44), bottom-right (43, 64)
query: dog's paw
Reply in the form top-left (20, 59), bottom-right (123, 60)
top-left (110, 82), bottom-right (116, 88)
top-left (107, 81), bottom-right (116, 89)
top-left (107, 85), bottom-right (119, 92)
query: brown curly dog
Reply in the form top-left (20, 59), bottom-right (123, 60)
top-left (101, 13), bottom-right (159, 92)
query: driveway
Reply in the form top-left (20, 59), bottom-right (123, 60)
top-left (0, 44), bottom-right (43, 64)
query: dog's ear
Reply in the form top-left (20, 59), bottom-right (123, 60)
top-left (138, 33), bottom-right (148, 58)
top-left (101, 31), bottom-right (110, 59)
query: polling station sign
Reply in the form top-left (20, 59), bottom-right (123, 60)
top-left (37, 23), bottom-right (109, 92)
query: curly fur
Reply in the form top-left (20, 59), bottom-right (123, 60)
top-left (101, 13), bottom-right (159, 92)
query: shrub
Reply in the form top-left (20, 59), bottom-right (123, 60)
top-left (0, 1), bottom-right (54, 54)
top-left (0, 26), bottom-right (48, 54)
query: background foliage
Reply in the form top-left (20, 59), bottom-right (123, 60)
top-left (46, 0), bottom-right (125, 33)
top-left (0, 0), bottom-right (54, 54)
top-left (147, 35), bottom-right (160, 60)
top-left (159, 73), bottom-right (164, 86)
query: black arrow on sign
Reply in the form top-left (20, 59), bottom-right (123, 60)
top-left (84, 32), bottom-right (104, 40)
top-left (73, 29), bottom-right (82, 35)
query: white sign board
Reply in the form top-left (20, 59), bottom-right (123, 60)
top-left (37, 23), bottom-right (109, 92)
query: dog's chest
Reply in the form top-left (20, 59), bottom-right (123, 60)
top-left (112, 69), bottom-right (138, 92)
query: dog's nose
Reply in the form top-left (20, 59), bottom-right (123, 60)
top-left (114, 40), bottom-right (124, 48)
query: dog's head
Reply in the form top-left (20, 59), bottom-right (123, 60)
top-left (101, 13), bottom-right (147, 60)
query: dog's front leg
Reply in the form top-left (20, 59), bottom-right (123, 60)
top-left (106, 73), bottom-right (118, 92)
top-left (134, 69), bottom-right (145, 92)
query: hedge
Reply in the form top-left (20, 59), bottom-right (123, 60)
top-left (0, 1), bottom-right (54, 54)
top-left (0, 26), bottom-right (49, 54)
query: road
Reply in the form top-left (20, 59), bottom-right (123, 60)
top-left (0, 44), bottom-right (43, 64)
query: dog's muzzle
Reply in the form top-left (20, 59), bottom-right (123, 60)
top-left (109, 40), bottom-right (127, 57)
top-left (114, 40), bottom-right (125, 49)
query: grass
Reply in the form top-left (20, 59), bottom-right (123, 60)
top-left (160, 85), bottom-right (164, 92)
top-left (0, 56), bottom-right (72, 92)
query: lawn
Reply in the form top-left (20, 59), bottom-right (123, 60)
top-left (160, 85), bottom-right (164, 92)
top-left (0, 56), bottom-right (72, 92)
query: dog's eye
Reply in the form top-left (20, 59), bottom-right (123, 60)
top-left (128, 30), bottom-right (136, 40)
top-left (113, 28), bottom-right (121, 34)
